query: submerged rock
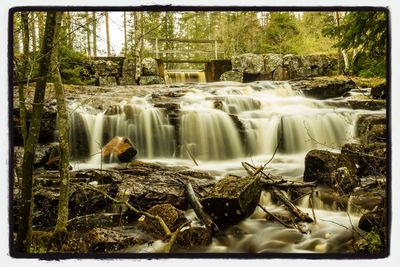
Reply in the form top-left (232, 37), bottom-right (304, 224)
top-left (101, 136), bottom-right (137, 163)
top-left (201, 175), bottom-right (262, 224)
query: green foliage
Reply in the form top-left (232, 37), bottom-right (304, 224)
top-left (58, 49), bottom-right (96, 85)
top-left (355, 227), bottom-right (385, 253)
top-left (295, 12), bottom-right (337, 55)
top-left (260, 12), bottom-right (300, 54)
top-left (323, 11), bottom-right (387, 77)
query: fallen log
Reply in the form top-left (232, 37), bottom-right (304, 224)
top-left (272, 188), bottom-right (314, 223)
top-left (261, 178), bottom-right (317, 189)
top-left (186, 182), bottom-right (219, 233)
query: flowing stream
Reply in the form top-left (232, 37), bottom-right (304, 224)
top-left (68, 80), bottom-right (385, 253)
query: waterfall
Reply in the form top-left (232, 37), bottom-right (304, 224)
top-left (69, 80), bottom-right (358, 164)
top-left (165, 70), bottom-right (207, 84)
top-left (69, 101), bottom-right (175, 162)
top-left (180, 108), bottom-right (244, 160)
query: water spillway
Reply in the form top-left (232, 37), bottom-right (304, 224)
top-left (69, 81), bottom-right (358, 166)
top-left (165, 69), bottom-right (207, 84)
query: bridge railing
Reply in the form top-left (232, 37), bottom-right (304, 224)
top-left (146, 38), bottom-right (224, 65)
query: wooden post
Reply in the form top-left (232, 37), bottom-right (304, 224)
top-left (155, 38), bottom-right (159, 59)
top-left (123, 12), bottom-right (127, 57)
top-left (105, 11), bottom-right (111, 56)
top-left (214, 40), bottom-right (218, 60)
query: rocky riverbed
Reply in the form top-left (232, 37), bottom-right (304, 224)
top-left (12, 77), bottom-right (387, 254)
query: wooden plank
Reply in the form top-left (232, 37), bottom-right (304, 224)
top-left (162, 59), bottom-right (210, 64)
top-left (148, 50), bottom-right (216, 54)
top-left (148, 38), bottom-right (223, 44)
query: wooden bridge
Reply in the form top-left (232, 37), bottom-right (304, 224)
top-left (146, 38), bottom-right (225, 64)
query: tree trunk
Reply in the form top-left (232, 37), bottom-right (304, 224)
top-left (92, 11), bottom-right (97, 57)
top-left (13, 15), bottom-right (20, 54)
top-left (51, 12), bottom-right (71, 238)
top-left (30, 13), bottom-right (37, 53)
top-left (16, 11), bottom-right (58, 253)
top-left (105, 11), bottom-right (111, 56)
top-left (133, 12), bottom-right (141, 80)
top-left (123, 12), bottom-right (127, 57)
top-left (335, 11), bottom-right (342, 74)
top-left (85, 12), bottom-right (91, 57)
top-left (37, 12), bottom-right (44, 47)
top-left (18, 11), bottom-right (30, 146)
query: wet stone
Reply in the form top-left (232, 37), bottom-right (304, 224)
top-left (201, 175), bottom-right (262, 224)
top-left (139, 203), bottom-right (188, 240)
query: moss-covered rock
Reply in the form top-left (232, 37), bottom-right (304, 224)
top-left (201, 175), bottom-right (262, 224)
top-left (139, 203), bottom-right (188, 240)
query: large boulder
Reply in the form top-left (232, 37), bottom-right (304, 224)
top-left (232, 53), bottom-right (264, 74)
top-left (201, 175), bottom-right (262, 224)
top-left (357, 114), bottom-right (387, 143)
top-left (303, 150), bottom-right (357, 185)
top-left (93, 60), bottom-right (119, 76)
top-left (219, 70), bottom-right (244, 82)
top-left (139, 75), bottom-right (165, 85)
top-left (141, 58), bottom-right (159, 76)
top-left (101, 136), bottom-right (137, 163)
top-left (263, 53), bottom-right (283, 74)
top-left (282, 54), bottom-right (303, 79)
top-left (341, 143), bottom-right (386, 177)
top-left (121, 58), bottom-right (137, 85)
top-left (371, 83), bottom-right (386, 99)
top-left (98, 76), bottom-right (117, 86)
top-left (290, 77), bottom-right (356, 99)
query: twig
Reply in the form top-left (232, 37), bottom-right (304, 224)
top-left (80, 183), bottom-right (172, 237)
top-left (257, 204), bottom-right (293, 229)
top-left (163, 221), bottom-right (191, 253)
top-left (184, 144), bottom-right (198, 166)
top-left (186, 182), bottom-right (219, 233)
top-left (309, 189), bottom-right (317, 224)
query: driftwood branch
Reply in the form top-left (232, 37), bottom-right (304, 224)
top-left (272, 188), bottom-right (314, 223)
top-left (81, 184), bottom-right (172, 237)
top-left (186, 182), bottom-right (219, 233)
top-left (257, 204), bottom-right (293, 229)
top-left (163, 221), bottom-right (191, 253)
top-left (261, 178), bottom-right (317, 189)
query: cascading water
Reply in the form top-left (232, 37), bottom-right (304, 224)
top-left (69, 80), bottom-right (359, 167)
top-left (67, 80), bottom-right (385, 253)
top-left (180, 108), bottom-right (244, 160)
top-left (165, 70), bottom-right (207, 84)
